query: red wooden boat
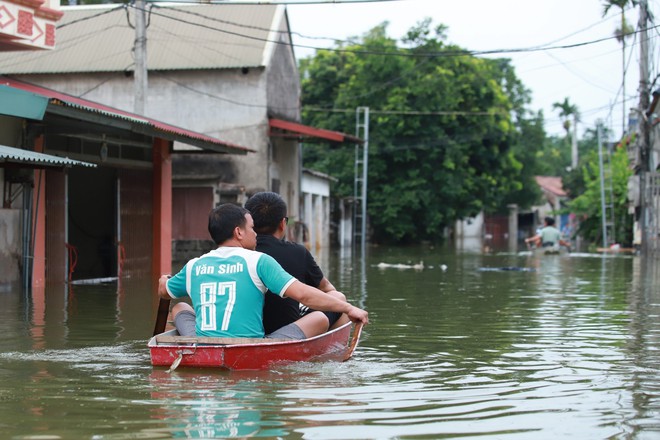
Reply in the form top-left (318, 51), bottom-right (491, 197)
top-left (148, 322), bottom-right (363, 371)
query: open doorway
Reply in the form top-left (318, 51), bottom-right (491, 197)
top-left (68, 166), bottom-right (117, 282)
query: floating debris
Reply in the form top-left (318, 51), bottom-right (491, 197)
top-left (375, 261), bottom-right (424, 270)
top-left (477, 267), bottom-right (536, 272)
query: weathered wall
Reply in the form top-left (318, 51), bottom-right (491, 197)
top-left (264, 9), bottom-right (302, 214)
top-left (0, 116), bottom-right (25, 284)
top-left (0, 209), bottom-right (21, 284)
top-left (265, 8), bottom-right (300, 122)
top-left (0, 115), bottom-right (22, 147)
top-left (16, 69), bottom-right (273, 191)
top-left (301, 172), bottom-right (332, 251)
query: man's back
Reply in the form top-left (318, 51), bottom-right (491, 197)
top-left (541, 226), bottom-right (561, 245)
top-left (167, 246), bottom-right (294, 337)
top-left (256, 235), bottom-right (324, 334)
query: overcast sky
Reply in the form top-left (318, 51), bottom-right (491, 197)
top-left (286, 0), bottom-right (658, 141)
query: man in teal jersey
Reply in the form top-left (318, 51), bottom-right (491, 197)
top-left (525, 216), bottom-right (571, 250)
top-left (158, 203), bottom-right (368, 339)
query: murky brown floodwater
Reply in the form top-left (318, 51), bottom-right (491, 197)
top-left (0, 245), bottom-right (658, 439)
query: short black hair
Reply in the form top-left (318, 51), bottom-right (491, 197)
top-left (544, 216), bottom-right (555, 226)
top-left (245, 191), bottom-right (287, 235)
top-left (208, 204), bottom-right (249, 245)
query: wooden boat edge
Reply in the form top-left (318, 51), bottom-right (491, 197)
top-left (148, 321), bottom-right (354, 349)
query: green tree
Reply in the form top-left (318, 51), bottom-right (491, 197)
top-left (301, 20), bottom-right (540, 243)
top-left (568, 142), bottom-right (633, 247)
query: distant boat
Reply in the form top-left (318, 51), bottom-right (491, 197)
top-left (148, 322), bottom-right (362, 371)
top-left (532, 245), bottom-right (569, 256)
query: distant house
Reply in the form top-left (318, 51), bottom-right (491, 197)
top-left (532, 176), bottom-right (567, 221)
top-left (0, 3), bottom-right (358, 260)
top-left (455, 176), bottom-right (570, 252)
top-left (301, 168), bottom-right (336, 251)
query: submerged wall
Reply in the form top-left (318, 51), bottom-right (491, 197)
top-left (0, 209), bottom-right (21, 285)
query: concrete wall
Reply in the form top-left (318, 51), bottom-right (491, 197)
top-left (301, 171), bottom-right (332, 251)
top-left (20, 69), bottom-right (273, 192)
top-left (264, 13), bottom-right (302, 216)
top-left (18, 54), bottom-right (303, 210)
top-left (265, 9), bottom-right (300, 122)
top-left (338, 199), bottom-right (353, 248)
top-left (0, 116), bottom-right (24, 284)
top-left (455, 212), bottom-right (484, 239)
top-left (454, 212), bottom-right (485, 253)
top-left (0, 115), bottom-right (22, 147)
top-left (0, 209), bottom-right (21, 284)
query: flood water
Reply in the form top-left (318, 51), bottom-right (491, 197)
top-left (0, 245), bottom-right (658, 439)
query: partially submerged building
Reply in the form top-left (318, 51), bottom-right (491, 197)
top-left (0, 3), bottom-right (359, 261)
top-left (0, 77), bottom-right (251, 289)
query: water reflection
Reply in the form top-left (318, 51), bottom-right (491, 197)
top-left (0, 246), bottom-right (658, 439)
top-left (148, 370), bottom-right (287, 438)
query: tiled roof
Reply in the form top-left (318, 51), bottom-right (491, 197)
top-left (535, 176), bottom-right (567, 197)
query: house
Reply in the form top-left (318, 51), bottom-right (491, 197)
top-left (630, 88), bottom-right (660, 253)
top-left (301, 168), bottom-right (336, 250)
top-left (0, 76), bottom-right (252, 290)
top-left (531, 176), bottom-right (567, 223)
top-left (0, 3), bottom-right (360, 261)
top-left (454, 176), bottom-right (570, 252)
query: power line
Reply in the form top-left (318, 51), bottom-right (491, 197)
top-left (50, 2), bottom-right (658, 138)
top-left (57, 4), bottom-right (126, 29)
top-left (152, 0), bottom-right (404, 4)
top-left (304, 107), bottom-right (501, 116)
top-left (128, 3), bottom-right (660, 59)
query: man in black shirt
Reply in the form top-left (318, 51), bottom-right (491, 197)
top-left (245, 192), bottom-right (348, 336)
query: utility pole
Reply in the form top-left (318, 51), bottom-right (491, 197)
top-left (621, 16), bottom-right (627, 136)
top-left (571, 113), bottom-right (578, 169)
top-left (134, 0), bottom-right (148, 115)
top-left (638, 0), bottom-right (650, 256)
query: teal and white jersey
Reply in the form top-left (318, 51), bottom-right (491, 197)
top-left (165, 247), bottom-right (296, 338)
top-left (540, 226), bottom-right (562, 245)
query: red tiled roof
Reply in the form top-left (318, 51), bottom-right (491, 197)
top-left (535, 176), bottom-right (567, 197)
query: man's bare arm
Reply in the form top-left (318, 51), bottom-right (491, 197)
top-left (317, 277), bottom-right (337, 293)
top-left (284, 280), bottom-right (368, 324)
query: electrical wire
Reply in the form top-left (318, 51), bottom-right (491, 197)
top-left (127, 2), bottom-right (660, 58)
top-left (57, 4), bottom-right (126, 29)
top-left (149, 0), bottom-right (407, 4)
top-left (38, 1), bottom-right (660, 137)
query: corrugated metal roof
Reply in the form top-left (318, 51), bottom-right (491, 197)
top-left (1, 76), bottom-right (254, 154)
top-left (303, 168), bottom-right (338, 182)
top-left (0, 3), bottom-right (281, 74)
top-left (0, 145), bottom-right (96, 168)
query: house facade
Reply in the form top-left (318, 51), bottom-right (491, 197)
top-left (0, 3), bottom-right (355, 260)
top-left (0, 77), bottom-right (251, 290)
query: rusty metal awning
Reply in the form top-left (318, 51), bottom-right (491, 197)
top-left (1, 77), bottom-right (255, 155)
top-left (0, 145), bottom-right (96, 168)
top-left (269, 118), bottom-right (363, 144)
